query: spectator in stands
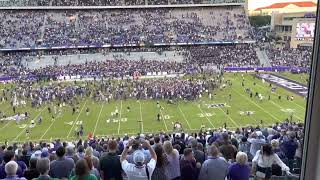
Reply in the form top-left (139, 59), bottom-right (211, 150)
top-left (65, 146), bottom-right (79, 163)
top-left (152, 136), bottom-right (161, 149)
top-left (198, 145), bottom-right (228, 180)
top-left (19, 150), bottom-right (30, 169)
top-left (23, 158), bottom-right (40, 180)
top-left (248, 131), bottom-right (266, 157)
top-left (228, 152), bottom-right (250, 180)
top-left (180, 148), bottom-right (198, 180)
top-left (120, 140), bottom-right (157, 179)
top-left (190, 139), bottom-right (205, 165)
top-left (77, 146), bottom-right (85, 159)
top-left (173, 134), bottom-right (185, 154)
top-left (163, 141), bottom-right (180, 180)
top-left (70, 159), bottom-right (97, 180)
top-left (2, 161), bottom-right (26, 180)
top-left (252, 144), bottom-right (290, 180)
top-left (85, 147), bottom-right (99, 170)
top-left (281, 131), bottom-right (299, 171)
top-left (0, 146), bottom-right (5, 164)
top-left (239, 137), bottom-right (251, 160)
top-left (219, 133), bottom-right (237, 162)
top-left (99, 140), bottom-right (122, 180)
top-left (84, 157), bottom-right (99, 179)
top-left (151, 144), bottom-right (169, 180)
top-left (0, 150), bottom-right (27, 179)
top-left (33, 158), bottom-right (57, 180)
top-left (49, 146), bottom-right (75, 179)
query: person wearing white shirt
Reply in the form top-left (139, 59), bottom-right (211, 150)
top-left (252, 144), bottom-right (290, 180)
top-left (120, 139), bottom-right (157, 180)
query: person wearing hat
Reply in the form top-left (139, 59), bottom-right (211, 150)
top-left (120, 139), bottom-right (157, 180)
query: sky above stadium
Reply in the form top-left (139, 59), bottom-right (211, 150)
top-left (248, 0), bottom-right (317, 10)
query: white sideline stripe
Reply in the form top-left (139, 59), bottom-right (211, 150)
top-left (67, 101), bottom-right (87, 138)
top-left (138, 101), bottom-right (144, 133)
top-left (93, 102), bottom-right (104, 135)
top-left (211, 100), bottom-right (240, 127)
top-left (177, 104), bottom-right (192, 130)
top-left (159, 104), bottom-right (168, 131)
top-left (195, 102), bottom-right (215, 128)
top-left (232, 89), bottom-right (281, 122)
top-left (40, 112), bottom-right (62, 139)
top-left (255, 83), bottom-right (306, 110)
top-left (13, 106), bottom-right (46, 141)
top-left (117, 100), bottom-right (123, 135)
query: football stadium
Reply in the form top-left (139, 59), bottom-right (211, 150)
top-left (0, 0), bottom-right (315, 179)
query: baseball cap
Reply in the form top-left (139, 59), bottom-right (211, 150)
top-left (133, 150), bottom-right (145, 165)
top-left (41, 151), bottom-right (49, 158)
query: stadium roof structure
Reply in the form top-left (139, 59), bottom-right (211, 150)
top-left (254, 1), bottom-right (317, 11)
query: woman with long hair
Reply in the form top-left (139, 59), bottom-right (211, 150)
top-left (163, 141), bottom-right (181, 180)
top-left (84, 156), bottom-right (100, 179)
top-left (70, 159), bottom-right (97, 180)
top-left (252, 144), bottom-right (290, 180)
top-left (151, 144), bottom-right (169, 180)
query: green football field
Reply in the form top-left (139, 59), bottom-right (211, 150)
top-left (0, 73), bottom-right (307, 143)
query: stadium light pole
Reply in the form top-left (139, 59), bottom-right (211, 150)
top-left (300, 1), bottom-right (320, 179)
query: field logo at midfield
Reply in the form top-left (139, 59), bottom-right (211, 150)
top-left (255, 74), bottom-right (308, 96)
top-left (207, 103), bottom-right (230, 108)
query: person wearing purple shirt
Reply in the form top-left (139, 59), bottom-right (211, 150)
top-left (0, 151), bottom-right (27, 179)
top-left (228, 152), bottom-right (250, 180)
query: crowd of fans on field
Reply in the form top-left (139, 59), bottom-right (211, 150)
top-left (0, 120), bottom-right (302, 180)
top-left (0, 7), bottom-right (251, 49)
top-left (0, 75), bottom-right (218, 109)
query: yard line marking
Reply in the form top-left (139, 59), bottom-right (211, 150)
top-left (177, 104), bottom-right (192, 130)
top-left (93, 102), bottom-right (104, 136)
top-left (194, 102), bottom-right (215, 128)
top-left (67, 101), bottom-right (88, 138)
top-left (137, 101), bottom-right (144, 133)
top-left (269, 101), bottom-right (304, 121)
top-left (255, 83), bottom-right (306, 110)
top-left (247, 81), bottom-right (305, 120)
top-left (40, 111), bottom-right (62, 139)
top-left (13, 106), bottom-right (46, 141)
top-left (232, 89), bottom-right (281, 122)
top-left (210, 100), bottom-right (240, 127)
top-left (117, 100), bottom-right (123, 135)
top-left (159, 104), bottom-right (168, 132)
top-left (0, 121), bottom-right (12, 131)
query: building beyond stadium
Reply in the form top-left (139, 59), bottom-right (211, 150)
top-left (271, 11), bottom-right (315, 48)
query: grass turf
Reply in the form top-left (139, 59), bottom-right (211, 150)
top-left (0, 72), bottom-right (307, 143)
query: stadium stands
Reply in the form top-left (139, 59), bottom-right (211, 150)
top-left (0, 2), bottom-right (310, 180)
top-left (0, 0), bottom-right (245, 6)
top-left (0, 6), bottom-right (252, 50)
top-left (265, 46), bottom-right (312, 68)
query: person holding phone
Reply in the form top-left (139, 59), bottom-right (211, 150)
top-left (120, 139), bottom-right (157, 180)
